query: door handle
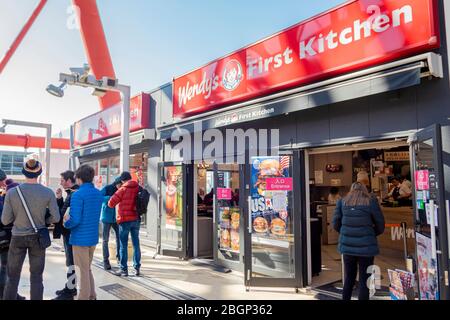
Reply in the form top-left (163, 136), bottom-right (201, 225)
top-left (248, 196), bottom-right (252, 234)
top-left (430, 200), bottom-right (437, 260)
top-left (446, 200), bottom-right (450, 260)
top-left (213, 194), bottom-right (216, 224)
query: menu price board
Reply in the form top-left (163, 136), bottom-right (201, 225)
top-left (250, 156), bottom-right (291, 241)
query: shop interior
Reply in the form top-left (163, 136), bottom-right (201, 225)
top-left (308, 141), bottom-right (415, 296)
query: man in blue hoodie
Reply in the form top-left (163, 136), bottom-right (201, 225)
top-left (100, 177), bottom-right (121, 270)
top-left (63, 165), bottom-right (102, 300)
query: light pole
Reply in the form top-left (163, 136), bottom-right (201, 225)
top-left (47, 64), bottom-right (130, 172)
top-left (1, 119), bottom-right (52, 186)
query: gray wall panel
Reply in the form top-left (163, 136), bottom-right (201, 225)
top-left (329, 97), bottom-right (370, 140)
top-left (296, 106), bottom-right (330, 145)
top-left (368, 87), bottom-right (418, 137)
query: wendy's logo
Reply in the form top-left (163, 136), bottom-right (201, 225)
top-left (222, 59), bottom-right (243, 91)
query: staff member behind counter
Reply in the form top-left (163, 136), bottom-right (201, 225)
top-left (385, 176), bottom-right (412, 206)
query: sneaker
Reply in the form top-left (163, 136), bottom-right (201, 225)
top-left (103, 261), bottom-right (112, 270)
top-left (114, 270), bottom-right (128, 277)
top-left (134, 268), bottom-right (140, 277)
top-left (17, 294), bottom-right (26, 300)
top-left (52, 292), bottom-right (74, 300)
top-left (55, 287), bottom-right (77, 297)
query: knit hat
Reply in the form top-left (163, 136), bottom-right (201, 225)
top-left (5, 179), bottom-right (19, 191)
top-left (22, 159), bottom-right (43, 179)
top-left (0, 169), bottom-right (6, 182)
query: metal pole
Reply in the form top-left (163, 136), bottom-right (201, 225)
top-left (118, 85), bottom-right (130, 172)
top-left (45, 124), bottom-right (52, 187)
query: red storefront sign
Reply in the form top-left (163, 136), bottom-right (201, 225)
top-left (266, 178), bottom-right (294, 191)
top-left (173, 0), bottom-right (439, 118)
top-left (73, 93), bottom-right (150, 146)
top-left (217, 188), bottom-right (233, 200)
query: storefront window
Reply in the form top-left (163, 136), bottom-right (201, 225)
top-left (161, 166), bottom-right (184, 251)
top-left (109, 156), bottom-right (120, 185)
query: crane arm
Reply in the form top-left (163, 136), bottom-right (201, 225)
top-left (0, 0), bottom-right (48, 75)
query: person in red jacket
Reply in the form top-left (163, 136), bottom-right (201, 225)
top-left (108, 172), bottom-right (141, 277)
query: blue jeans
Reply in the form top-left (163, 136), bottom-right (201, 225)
top-left (102, 222), bottom-right (120, 263)
top-left (119, 220), bottom-right (141, 271)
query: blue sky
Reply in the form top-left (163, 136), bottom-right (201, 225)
top-left (0, 0), bottom-right (343, 139)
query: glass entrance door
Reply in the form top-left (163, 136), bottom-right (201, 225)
top-left (411, 124), bottom-right (449, 300)
top-left (244, 153), bottom-right (304, 289)
top-left (158, 163), bottom-right (187, 258)
top-left (214, 163), bottom-right (244, 270)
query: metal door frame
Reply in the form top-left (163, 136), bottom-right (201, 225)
top-left (243, 150), bottom-right (304, 290)
top-left (213, 162), bottom-right (246, 272)
top-left (156, 162), bottom-right (193, 259)
top-left (410, 124), bottom-right (449, 300)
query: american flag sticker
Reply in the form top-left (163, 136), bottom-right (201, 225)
top-left (280, 156), bottom-right (290, 170)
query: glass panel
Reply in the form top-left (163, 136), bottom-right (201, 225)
top-left (108, 157), bottom-right (120, 185)
top-left (1, 155), bottom-right (12, 163)
top-left (216, 164), bottom-right (240, 263)
top-left (161, 166), bottom-right (184, 251)
top-left (97, 159), bottom-right (108, 189)
top-left (250, 156), bottom-right (295, 278)
top-left (413, 138), bottom-right (440, 300)
top-left (414, 139), bottom-right (435, 235)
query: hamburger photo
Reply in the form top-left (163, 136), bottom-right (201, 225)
top-left (253, 217), bottom-right (269, 234)
top-left (270, 218), bottom-right (286, 236)
top-left (258, 159), bottom-right (282, 177)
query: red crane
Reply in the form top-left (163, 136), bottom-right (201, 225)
top-left (0, 0), bottom-right (121, 149)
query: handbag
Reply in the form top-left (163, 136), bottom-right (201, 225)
top-left (16, 186), bottom-right (52, 250)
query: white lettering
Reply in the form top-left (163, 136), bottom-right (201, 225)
top-left (393, 5), bottom-right (413, 27)
top-left (372, 14), bottom-right (391, 33)
top-left (300, 36), bottom-right (317, 59)
top-left (326, 30), bottom-right (339, 49)
top-left (339, 27), bottom-right (353, 45)
top-left (354, 19), bottom-right (372, 41)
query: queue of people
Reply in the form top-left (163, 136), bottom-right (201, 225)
top-left (0, 159), bottom-right (147, 300)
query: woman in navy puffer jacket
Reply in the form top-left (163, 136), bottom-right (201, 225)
top-left (332, 182), bottom-right (385, 301)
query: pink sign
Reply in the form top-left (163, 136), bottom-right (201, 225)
top-left (217, 188), bottom-right (232, 200)
top-left (266, 178), bottom-right (293, 191)
top-left (415, 170), bottom-right (430, 190)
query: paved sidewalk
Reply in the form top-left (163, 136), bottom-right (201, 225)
top-left (13, 240), bottom-right (322, 300)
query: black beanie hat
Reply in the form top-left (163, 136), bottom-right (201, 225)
top-left (22, 159), bottom-right (43, 179)
top-left (120, 171), bottom-right (132, 182)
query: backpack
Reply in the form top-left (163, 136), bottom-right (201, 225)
top-left (136, 186), bottom-right (150, 216)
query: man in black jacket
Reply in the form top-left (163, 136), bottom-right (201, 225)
top-left (52, 170), bottom-right (79, 300)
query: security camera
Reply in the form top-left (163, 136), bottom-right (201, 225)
top-left (99, 76), bottom-right (118, 89)
top-left (69, 64), bottom-right (90, 82)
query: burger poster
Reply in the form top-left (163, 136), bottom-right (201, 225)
top-left (165, 166), bottom-right (183, 232)
top-left (250, 156), bottom-right (291, 239)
